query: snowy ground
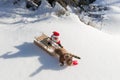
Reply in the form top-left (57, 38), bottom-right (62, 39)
top-left (79, 0), bottom-right (120, 35)
top-left (0, 0), bottom-right (120, 80)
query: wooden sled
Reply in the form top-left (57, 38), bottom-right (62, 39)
top-left (34, 33), bottom-right (58, 56)
top-left (34, 33), bottom-right (81, 64)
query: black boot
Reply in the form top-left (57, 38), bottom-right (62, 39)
top-left (48, 42), bottom-right (52, 46)
top-left (58, 44), bottom-right (63, 48)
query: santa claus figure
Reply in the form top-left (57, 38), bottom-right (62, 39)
top-left (48, 31), bottom-right (63, 48)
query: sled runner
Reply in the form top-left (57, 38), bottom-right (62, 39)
top-left (34, 33), bottom-right (81, 66)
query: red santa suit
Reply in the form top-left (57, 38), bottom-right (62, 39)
top-left (50, 31), bottom-right (61, 45)
top-left (48, 31), bottom-right (63, 48)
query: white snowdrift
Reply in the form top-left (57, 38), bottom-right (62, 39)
top-left (0, 0), bottom-right (120, 80)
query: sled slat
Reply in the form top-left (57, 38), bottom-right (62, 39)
top-left (34, 40), bottom-right (56, 56)
top-left (35, 33), bottom-right (48, 41)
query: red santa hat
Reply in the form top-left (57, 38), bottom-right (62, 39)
top-left (53, 31), bottom-right (60, 36)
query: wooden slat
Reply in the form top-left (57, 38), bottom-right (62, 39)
top-left (34, 40), bottom-right (57, 57)
top-left (35, 33), bottom-right (48, 41)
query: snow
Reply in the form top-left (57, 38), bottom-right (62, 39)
top-left (98, 1), bottom-right (120, 34)
top-left (0, 0), bottom-right (120, 80)
top-left (95, 3), bottom-right (120, 34)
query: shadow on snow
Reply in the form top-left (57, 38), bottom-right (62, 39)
top-left (0, 42), bottom-right (66, 77)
